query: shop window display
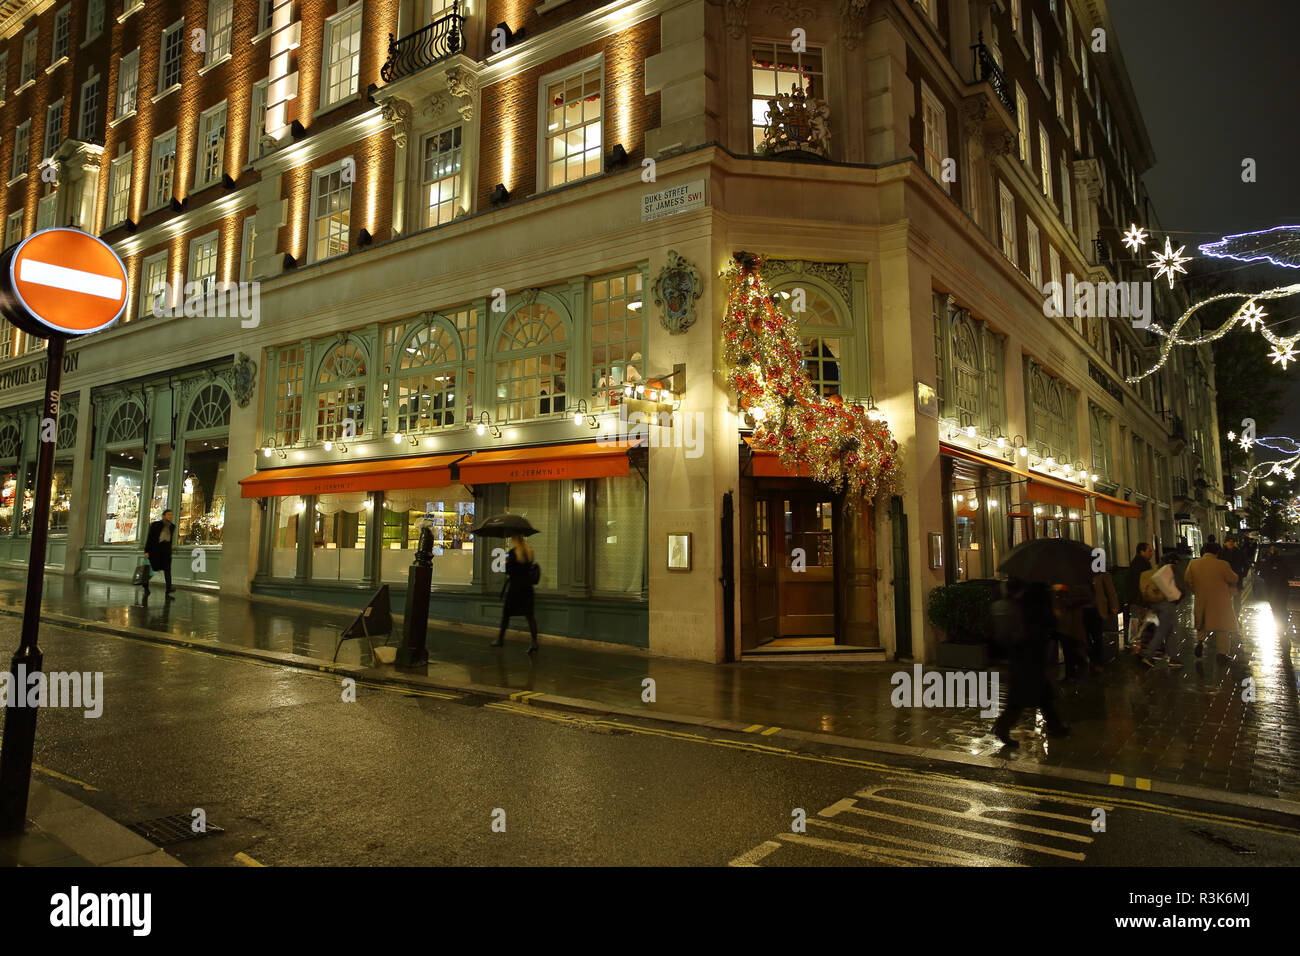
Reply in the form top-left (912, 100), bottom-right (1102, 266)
top-left (312, 492), bottom-right (368, 581)
top-left (149, 443), bottom-right (171, 523)
top-left (102, 448), bottom-right (145, 544)
top-left (380, 486), bottom-right (474, 585)
top-left (181, 437), bottom-right (227, 546)
top-left (0, 469), bottom-right (15, 535)
top-left (272, 496), bottom-right (301, 577)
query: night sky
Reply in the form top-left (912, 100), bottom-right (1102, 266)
top-left (1108, 0), bottom-right (1300, 434)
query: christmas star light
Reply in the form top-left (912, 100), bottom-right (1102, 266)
top-left (1238, 301), bottom-right (1267, 331)
top-left (1148, 237), bottom-right (1192, 288)
top-left (1269, 337), bottom-right (1299, 369)
top-left (1121, 224), bottom-right (1149, 253)
top-left (1227, 430), bottom-right (1236, 441)
top-left (1237, 436), bottom-right (1300, 492)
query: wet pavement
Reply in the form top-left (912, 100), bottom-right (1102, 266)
top-left (1, 567), bottom-right (1298, 802)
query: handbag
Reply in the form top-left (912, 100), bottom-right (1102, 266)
top-left (132, 558), bottom-right (152, 586)
top-left (528, 561), bottom-right (541, 586)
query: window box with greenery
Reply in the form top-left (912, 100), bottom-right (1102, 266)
top-left (926, 580), bottom-right (997, 668)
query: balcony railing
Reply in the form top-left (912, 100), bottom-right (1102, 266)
top-left (971, 35), bottom-right (1015, 119)
top-left (381, 4), bottom-right (464, 84)
top-left (1092, 236), bottom-right (1112, 267)
top-left (1172, 475), bottom-right (1189, 499)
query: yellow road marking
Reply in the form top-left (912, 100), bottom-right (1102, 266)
top-left (850, 787), bottom-right (1094, 844)
top-left (234, 852), bottom-right (265, 867)
top-left (834, 801), bottom-right (1087, 861)
top-left (743, 724), bottom-right (764, 733)
top-left (33, 764), bottom-right (98, 791)
top-left (809, 817), bottom-right (1026, 867)
top-left (1109, 773), bottom-right (1125, 786)
top-left (760, 726), bottom-right (781, 736)
top-left (1136, 777), bottom-right (1152, 791)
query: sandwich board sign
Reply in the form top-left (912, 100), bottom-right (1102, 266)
top-left (0, 227), bottom-right (129, 337)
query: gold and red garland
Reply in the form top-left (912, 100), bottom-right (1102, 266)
top-left (723, 251), bottom-right (903, 502)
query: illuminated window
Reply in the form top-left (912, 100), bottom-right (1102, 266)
top-left (117, 49), bottom-right (139, 118)
top-left (108, 152), bottom-right (132, 225)
top-left (1039, 123), bottom-right (1053, 200)
top-left (158, 20), bottom-right (184, 93)
top-left (248, 78), bottom-right (269, 163)
top-left (422, 125), bottom-right (462, 227)
top-left (750, 41), bottom-right (823, 152)
top-left (920, 81), bottom-right (948, 192)
top-left (4, 210), bottom-right (22, 247)
top-left (52, 5), bottom-right (71, 64)
top-left (139, 252), bottom-right (169, 319)
top-left (309, 164), bottom-right (351, 261)
top-left (11, 121), bottom-right (30, 179)
top-left (316, 341), bottom-right (368, 442)
top-left (36, 193), bottom-right (56, 231)
top-left (590, 271), bottom-right (646, 410)
top-left (494, 304), bottom-right (569, 422)
top-left (44, 99), bottom-right (64, 159)
top-left (149, 128), bottom-right (177, 209)
top-left (1015, 84), bottom-right (1028, 162)
top-left (188, 232), bottom-right (219, 297)
top-left (79, 74), bottom-right (101, 142)
top-left (20, 30), bottom-right (36, 85)
top-left (1032, 15), bottom-right (1044, 81)
top-left (274, 345), bottom-right (305, 445)
top-left (321, 3), bottom-right (363, 107)
top-left (240, 216), bottom-right (256, 281)
top-left (543, 59), bottom-right (603, 187)
top-left (85, 0), bottom-right (105, 41)
top-left (1026, 218), bottom-right (1042, 288)
top-left (195, 101), bottom-right (227, 188)
top-left (206, 0), bottom-right (234, 64)
top-left (999, 182), bottom-right (1017, 265)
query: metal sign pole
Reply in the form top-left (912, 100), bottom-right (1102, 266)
top-left (0, 334), bottom-right (65, 832)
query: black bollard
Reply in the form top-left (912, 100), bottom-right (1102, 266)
top-left (396, 524), bottom-right (433, 667)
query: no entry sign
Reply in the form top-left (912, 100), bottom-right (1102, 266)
top-left (0, 227), bottom-right (128, 338)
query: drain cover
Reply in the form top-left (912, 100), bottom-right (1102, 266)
top-left (125, 814), bottom-right (225, 847)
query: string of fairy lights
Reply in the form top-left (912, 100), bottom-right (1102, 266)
top-left (1115, 224), bottom-right (1300, 385)
top-left (1229, 433), bottom-right (1300, 492)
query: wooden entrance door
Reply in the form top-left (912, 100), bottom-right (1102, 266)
top-left (775, 494), bottom-right (836, 636)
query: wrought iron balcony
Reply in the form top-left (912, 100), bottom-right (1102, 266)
top-left (1172, 475), bottom-right (1189, 499)
top-left (1093, 237), bottom-right (1112, 267)
top-left (381, 4), bottom-right (464, 84)
top-left (970, 34), bottom-right (1015, 119)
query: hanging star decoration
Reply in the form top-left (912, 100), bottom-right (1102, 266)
top-left (1238, 301), bottom-right (1267, 332)
top-left (1121, 223), bottom-right (1149, 253)
top-left (1270, 339), bottom-right (1299, 369)
top-left (722, 252), bottom-right (902, 504)
top-left (1147, 236), bottom-right (1192, 288)
top-left (1236, 436), bottom-right (1300, 492)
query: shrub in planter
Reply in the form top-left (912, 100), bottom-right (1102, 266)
top-left (926, 581), bottom-right (996, 644)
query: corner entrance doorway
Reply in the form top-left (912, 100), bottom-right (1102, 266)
top-left (738, 460), bottom-right (880, 658)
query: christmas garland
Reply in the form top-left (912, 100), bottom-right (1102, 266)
top-left (723, 252), bottom-right (903, 502)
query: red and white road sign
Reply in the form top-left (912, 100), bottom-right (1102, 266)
top-left (0, 228), bottom-right (128, 338)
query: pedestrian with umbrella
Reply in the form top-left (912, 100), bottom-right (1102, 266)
top-left (989, 538), bottom-right (1091, 745)
top-left (472, 514), bottom-right (542, 653)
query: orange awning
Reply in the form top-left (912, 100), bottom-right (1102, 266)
top-left (1095, 492), bottom-right (1141, 519)
top-left (743, 436), bottom-right (813, 478)
top-left (239, 453), bottom-right (468, 499)
top-left (940, 443), bottom-right (1090, 507)
top-left (1024, 479), bottom-right (1088, 511)
top-left (456, 440), bottom-right (643, 485)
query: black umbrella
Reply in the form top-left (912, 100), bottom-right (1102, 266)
top-left (470, 513), bottom-right (539, 538)
top-left (997, 537), bottom-right (1095, 585)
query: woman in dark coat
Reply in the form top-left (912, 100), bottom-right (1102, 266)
top-left (492, 534), bottom-right (539, 652)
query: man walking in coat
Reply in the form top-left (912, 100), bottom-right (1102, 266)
top-left (1126, 542), bottom-right (1154, 652)
top-left (144, 508), bottom-right (177, 597)
top-left (1184, 541), bottom-right (1239, 662)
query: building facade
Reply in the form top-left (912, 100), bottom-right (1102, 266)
top-left (0, 0), bottom-right (1226, 662)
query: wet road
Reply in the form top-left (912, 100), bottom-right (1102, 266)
top-left (10, 620), bottom-right (1300, 866)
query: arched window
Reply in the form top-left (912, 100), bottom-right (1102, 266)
top-left (951, 315), bottom-right (982, 427)
top-left (316, 340), bottom-right (368, 441)
top-left (56, 409), bottom-right (77, 451)
top-left (106, 401), bottom-right (145, 444)
top-left (1089, 404), bottom-right (1111, 476)
top-left (0, 419), bottom-right (21, 459)
top-left (187, 384), bottom-right (231, 432)
top-left (397, 322), bottom-right (458, 432)
top-left (1029, 365), bottom-right (1069, 459)
top-left (774, 282), bottom-right (849, 398)
top-left (494, 303), bottom-right (568, 422)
